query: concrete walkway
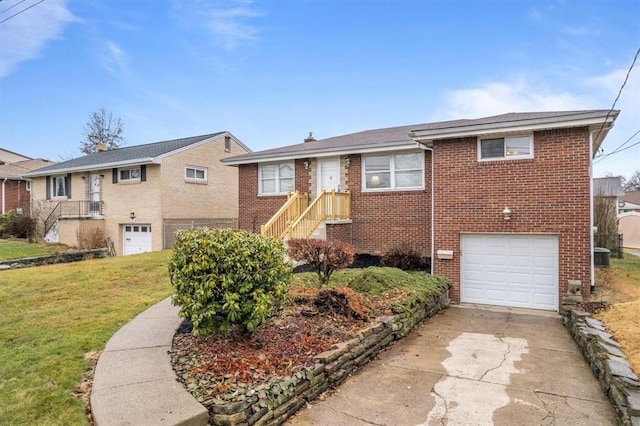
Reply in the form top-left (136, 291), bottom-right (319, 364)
top-left (287, 306), bottom-right (617, 425)
top-left (90, 297), bottom-right (208, 426)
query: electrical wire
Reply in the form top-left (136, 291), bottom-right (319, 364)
top-left (0, 0), bottom-right (45, 24)
top-left (0, 0), bottom-right (28, 15)
top-left (595, 128), bottom-right (640, 163)
top-left (593, 47), bottom-right (640, 154)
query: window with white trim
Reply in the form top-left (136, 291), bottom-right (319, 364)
top-left (259, 162), bottom-right (294, 195)
top-left (362, 151), bottom-right (424, 191)
top-left (26, 181), bottom-right (31, 192)
top-left (120, 167), bottom-right (141, 182)
top-left (51, 175), bottom-right (69, 197)
top-left (479, 135), bottom-right (533, 160)
top-left (185, 166), bottom-right (207, 182)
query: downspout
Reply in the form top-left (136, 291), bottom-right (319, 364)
top-left (589, 130), bottom-right (596, 294)
top-left (2, 178), bottom-right (6, 214)
top-left (416, 143), bottom-right (435, 275)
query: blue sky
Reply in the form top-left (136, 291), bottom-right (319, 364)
top-left (0, 0), bottom-right (638, 178)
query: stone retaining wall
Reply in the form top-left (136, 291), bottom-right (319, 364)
top-left (0, 248), bottom-right (110, 269)
top-left (209, 290), bottom-right (450, 425)
top-left (564, 310), bottom-right (640, 425)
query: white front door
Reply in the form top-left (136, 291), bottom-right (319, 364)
top-left (89, 173), bottom-right (101, 216)
top-left (317, 157), bottom-right (341, 193)
top-left (461, 234), bottom-right (559, 311)
top-left (123, 224), bottom-right (152, 255)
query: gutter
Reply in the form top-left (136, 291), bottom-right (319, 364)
top-left (2, 178), bottom-right (6, 214)
top-left (24, 157), bottom-right (159, 178)
top-left (409, 111), bottom-right (620, 143)
top-left (222, 141), bottom-right (418, 166)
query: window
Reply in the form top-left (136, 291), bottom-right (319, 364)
top-left (26, 181), bottom-right (31, 192)
top-left (185, 166), bottom-right (207, 182)
top-left (479, 135), bottom-right (533, 160)
top-left (363, 151), bottom-right (424, 191)
top-left (48, 174), bottom-right (70, 198)
top-left (259, 162), bottom-right (294, 195)
top-left (224, 136), bottom-right (231, 152)
top-left (120, 167), bottom-right (141, 182)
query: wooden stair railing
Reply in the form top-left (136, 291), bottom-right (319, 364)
top-left (260, 191), bottom-right (309, 239)
top-left (285, 190), bottom-right (351, 239)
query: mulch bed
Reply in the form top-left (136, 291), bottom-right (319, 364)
top-left (169, 286), bottom-right (395, 408)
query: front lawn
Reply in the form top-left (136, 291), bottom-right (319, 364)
top-left (0, 250), bottom-right (173, 425)
top-left (594, 253), bottom-right (640, 374)
top-left (0, 240), bottom-right (65, 260)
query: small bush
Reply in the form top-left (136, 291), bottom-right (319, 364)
top-left (3, 214), bottom-right (35, 240)
top-left (381, 245), bottom-right (429, 271)
top-left (0, 210), bottom-right (17, 237)
top-left (169, 228), bottom-right (292, 336)
top-left (287, 239), bottom-right (355, 285)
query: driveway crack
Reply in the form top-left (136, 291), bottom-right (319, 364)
top-left (478, 337), bottom-right (511, 382)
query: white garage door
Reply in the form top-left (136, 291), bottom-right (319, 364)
top-left (123, 224), bottom-right (152, 255)
top-left (461, 234), bottom-right (558, 311)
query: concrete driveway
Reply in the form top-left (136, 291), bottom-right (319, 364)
top-left (287, 306), bottom-right (616, 425)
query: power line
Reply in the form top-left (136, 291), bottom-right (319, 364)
top-left (0, 0), bottom-right (28, 15)
top-left (593, 47), bottom-right (640, 155)
top-left (595, 128), bottom-right (640, 162)
top-left (594, 130), bottom-right (640, 164)
top-left (0, 0), bottom-right (45, 24)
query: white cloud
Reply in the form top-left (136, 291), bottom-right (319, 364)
top-left (102, 40), bottom-right (129, 76)
top-left (173, 0), bottom-right (261, 50)
top-left (433, 76), bottom-right (591, 120)
top-left (0, 0), bottom-right (75, 78)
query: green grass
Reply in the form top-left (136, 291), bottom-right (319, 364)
top-left (0, 250), bottom-right (174, 425)
top-left (0, 240), bottom-right (66, 261)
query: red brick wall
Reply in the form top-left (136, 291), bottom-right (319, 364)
top-left (238, 153), bottom-right (433, 256)
top-left (432, 127), bottom-right (592, 305)
top-left (345, 153), bottom-right (433, 257)
top-left (1, 179), bottom-right (30, 213)
top-left (326, 222), bottom-right (353, 244)
top-left (238, 160), bottom-right (309, 233)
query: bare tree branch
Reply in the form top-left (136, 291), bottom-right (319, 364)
top-left (81, 107), bottom-right (125, 154)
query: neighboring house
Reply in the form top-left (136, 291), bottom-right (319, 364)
top-left (0, 158), bottom-right (54, 214)
top-left (0, 148), bottom-right (31, 164)
top-left (223, 110), bottom-right (619, 312)
top-left (619, 191), bottom-right (640, 214)
top-left (25, 132), bottom-right (250, 255)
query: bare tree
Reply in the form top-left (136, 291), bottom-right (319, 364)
top-left (623, 170), bottom-right (640, 192)
top-left (81, 107), bottom-right (125, 154)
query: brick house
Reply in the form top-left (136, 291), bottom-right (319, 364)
top-left (223, 110), bottom-right (619, 311)
top-left (25, 132), bottom-right (250, 255)
top-left (0, 158), bottom-right (54, 215)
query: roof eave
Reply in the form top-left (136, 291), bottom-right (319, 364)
top-left (409, 111), bottom-right (619, 144)
top-left (222, 141), bottom-right (419, 165)
top-left (24, 158), bottom-right (159, 177)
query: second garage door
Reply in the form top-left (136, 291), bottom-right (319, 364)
top-left (461, 234), bottom-right (558, 311)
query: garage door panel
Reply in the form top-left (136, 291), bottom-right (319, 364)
top-left (461, 234), bottom-right (558, 311)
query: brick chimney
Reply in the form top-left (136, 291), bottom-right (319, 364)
top-left (304, 132), bottom-right (316, 143)
top-left (96, 142), bottom-right (107, 152)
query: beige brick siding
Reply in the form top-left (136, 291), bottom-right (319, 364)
top-left (29, 133), bottom-right (248, 255)
top-left (161, 135), bottom-right (245, 219)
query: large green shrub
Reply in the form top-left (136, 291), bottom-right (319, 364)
top-left (169, 228), bottom-right (292, 336)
